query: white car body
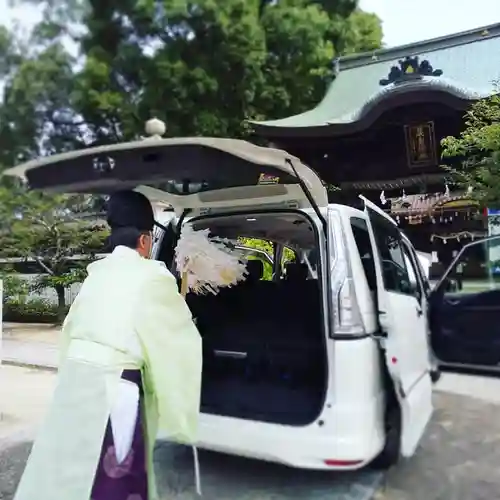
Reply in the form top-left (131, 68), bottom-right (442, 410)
top-left (8, 134), bottom-right (475, 472)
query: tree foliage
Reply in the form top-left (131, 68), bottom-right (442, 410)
top-left (0, 0), bottom-right (382, 315)
top-left (441, 84), bottom-right (500, 207)
top-left (2, 0), bottom-right (383, 156)
top-left (0, 27), bottom-right (82, 168)
top-left (239, 237), bottom-right (295, 280)
top-left (0, 268), bottom-right (30, 303)
top-left (0, 183), bottom-right (108, 320)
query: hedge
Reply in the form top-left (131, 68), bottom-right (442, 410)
top-left (3, 299), bottom-right (69, 324)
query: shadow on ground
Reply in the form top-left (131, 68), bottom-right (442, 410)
top-left (376, 392), bottom-right (500, 500)
top-left (154, 444), bottom-right (381, 499)
top-left (0, 441), bottom-right (32, 500)
top-left (1, 441), bottom-right (381, 500)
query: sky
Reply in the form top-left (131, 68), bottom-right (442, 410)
top-left (0, 0), bottom-right (499, 48)
top-left (359, 0), bottom-right (499, 47)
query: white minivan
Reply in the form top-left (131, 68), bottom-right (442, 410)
top-left (5, 132), bottom-right (484, 471)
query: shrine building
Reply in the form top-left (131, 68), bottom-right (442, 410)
top-left (250, 22), bottom-right (500, 271)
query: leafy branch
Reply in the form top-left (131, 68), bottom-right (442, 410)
top-left (441, 83), bottom-right (500, 207)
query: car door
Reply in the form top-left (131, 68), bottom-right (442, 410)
top-left (4, 137), bottom-right (328, 216)
top-left (428, 235), bottom-right (500, 367)
top-left (360, 196), bottom-right (432, 458)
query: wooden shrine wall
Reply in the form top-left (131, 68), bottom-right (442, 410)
top-left (277, 102), bottom-right (465, 188)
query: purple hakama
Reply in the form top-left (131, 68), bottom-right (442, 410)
top-left (90, 370), bottom-right (149, 500)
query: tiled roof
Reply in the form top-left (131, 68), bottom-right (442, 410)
top-left (252, 23), bottom-right (500, 130)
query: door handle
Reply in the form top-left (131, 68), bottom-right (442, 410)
top-left (416, 307), bottom-right (423, 317)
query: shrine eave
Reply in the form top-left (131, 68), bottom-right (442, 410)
top-left (339, 173), bottom-right (447, 191)
top-left (251, 22), bottom-right (500, 138)
top-left (251, 80), bottom-right (486, 138)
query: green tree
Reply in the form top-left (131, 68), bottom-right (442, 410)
top-left (0, 268), bottom-right (30, 304)
top-left (5, 0), bottom-right (382, 148)
top-left (0, 1), bottom-right (382, 323)
top-left (0, 184), bottom-right (108, 321)
top-left (0, 23), bottom-right (83, 171)
top-left (239, 237), bottom-right (274, 280)
top-left (239, 237), bottom-right (295, 280)
top-left (441, 85), bottom-right (500, 207)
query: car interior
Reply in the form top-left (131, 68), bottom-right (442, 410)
top-left (428, 237), bottom-right (500, 366)
top-left (157, 211), bottom-right (328, 426)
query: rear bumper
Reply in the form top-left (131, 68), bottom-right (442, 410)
top-left (194, 413), bottom-right (382, 470)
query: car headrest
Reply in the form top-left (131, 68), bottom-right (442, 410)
top-left (245, 259), bottom-right (264, 283)
top-left (285, 262), bottom-right (308, 281)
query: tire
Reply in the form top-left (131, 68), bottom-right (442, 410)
top-left (430, 367), bottom-right (442, 384)
top-left (371, 403), bottom-right (401, 470)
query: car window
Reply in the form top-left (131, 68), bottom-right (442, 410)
top-left (403, 252), bottom-right (417, 288)
top-left (443, 237), bottom-right (500, 294)
top-left (401, 243), bottom-right (423, 301)
top-left (370, 214), bottom-right (413, 296)
top-left (351, 217), bottom-right (377, 292)
top-left (238, 238), bottom-right (274, 281)
top-left (281, 246), bottom-right (297, 272)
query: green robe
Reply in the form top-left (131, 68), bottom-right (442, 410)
top-left (14, 246), bottom-right (203, 500)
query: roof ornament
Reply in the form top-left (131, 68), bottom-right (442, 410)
top-left (144, 117), bottom-right (166, 139)
top-left (379, 55), bottom-right (443, 86)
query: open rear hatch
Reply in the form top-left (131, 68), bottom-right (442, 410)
top-left (4, 136), bottom-right (328, 216)
top-left (4, 132), bottom-right (331, 426)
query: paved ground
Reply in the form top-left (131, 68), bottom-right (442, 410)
top-left (153, 445), bottom-right (382, 500)
top-left (1, 323), bottom-right (59, 370)
top-left (0, 440), bottom-right (383, 500)
top-left (0, 365), bottom-right (57, 500)
top-left (0, 364), bottom-right (382, 500)
top-left (1, 323), bottom-right (60, 344)
top-left (0, 365), bottom-right (55, 442)
top-left (3, 325), bottom-right (500, 499)
top-left (435, 371), bottom-right (500, 405)
top-left (2, 339), bottom-right (58, 370)
top-left (376, 391), bottom-right (500, 500)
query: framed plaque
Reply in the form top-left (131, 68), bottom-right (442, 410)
top-left (404, 121), bottom-right (437, 168)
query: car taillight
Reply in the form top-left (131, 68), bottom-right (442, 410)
top-left (336, 277), bottom-right (365, 335)
top-left (324, 459), bottom-right (364, 467)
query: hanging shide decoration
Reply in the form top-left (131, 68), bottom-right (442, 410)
top-left (380, 190), bottom-right (387, 205)
top-left (430, 231), bottom-right (484, 244)
top-left (392, 207), bottom-right (480, 226)
top-left (387, 187), bottom-right (480, 222)
top-left (175, 225), bottom-right (248, 296)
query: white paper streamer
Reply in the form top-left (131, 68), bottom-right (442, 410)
top-left (175, 225), bottom-right (248, 295)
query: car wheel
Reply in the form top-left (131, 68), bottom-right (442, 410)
top-left (371, 404), bottom-right (401, 470)
top-left (430, 367), bottom-right (442, 384)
